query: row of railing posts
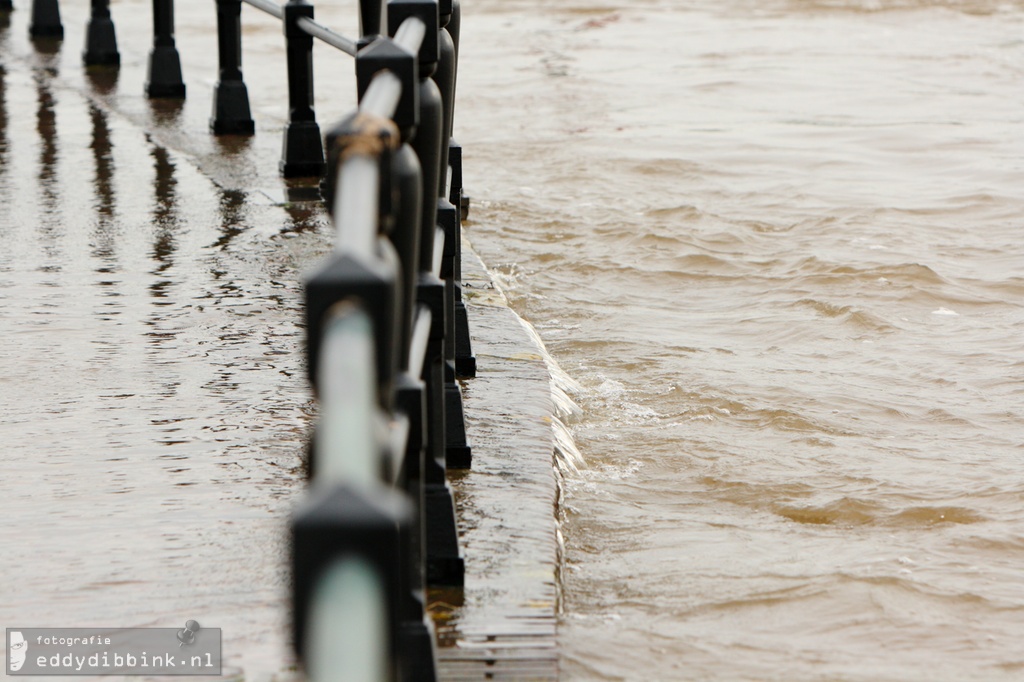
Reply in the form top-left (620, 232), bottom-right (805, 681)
top-left (296, 1), bottom-right (470, 673)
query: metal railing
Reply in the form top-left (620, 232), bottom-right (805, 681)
top-left (295, 5), bottom-right (477, 676)
top-left (4, 0), bottom-right (480, 678)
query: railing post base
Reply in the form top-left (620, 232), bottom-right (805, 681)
top-left (454, 298), bottom-right (476, 377)
top-left (280, 119), bottom-right (325, 178)
top-left (444, 383), bottom-right (471, 469)
top-left (425, 481), bottom-right (464, 587)
top-left (146, 45), bottom-right (186, 98)
top-left (83, 17), bottom-right (120, 66)
top-left (29, 0), bottom-right (63, 38)
top-left (210, 80), bottom-right (254, 135)
top-left (447, 140), bottom-right (477, 378)
top-left (399, 617), bottom-right (438, 682)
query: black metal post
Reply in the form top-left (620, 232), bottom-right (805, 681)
top-left (280, 0), bottom-right (324, 177)
top-left (358, 0), bottom-right (384, 39)
top-left (449, 0), bottom-right (461, 68)
top-left (433, 35), bottom-right (455, 196)
top-left (391, 144), bottom-right (422, 370)
top-left (394, 372), bottom-right (438, 682)
top-left (210, 0), bottom-right (254, 135)
top-left (420, 277), bottom-right (464, 586)
top-left (425, 1), bottom-right (471, 465)
top-left (389, 1), bottom-right (441, 275)
top-left (438, 202), bottom-right (471, 469)
top-left (146, 0), bottom-right (185, 98)
top-left (29, 0), bottom-right (62, 39)
top-left (447, 141), bottom-right (476, 377)
top-left (83, 0), bottom-right (119, 66)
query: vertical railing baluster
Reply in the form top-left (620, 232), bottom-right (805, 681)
top-left (433, 0), bottom-right (453, 183)
top-left (29, 0), bottom-right (63, 39)
top-left (211, 0), bottom-right (254, 135)
top-left (146, 0), bottom-right (186, 98)
top-left (280, 0), bottom-right (324, 177)
top-left (447, 141), bottom-right (477, 377)
top-left (358, 0), bottom-right (384, 39)
top-left (83, 0), bottom-right (119, 66)
top-left (449, 0), bottom-right (461, 74)
top-left (429, 0), bottom-right (473, 467)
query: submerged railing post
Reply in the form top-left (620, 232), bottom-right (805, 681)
top-left (280, 0), bottom-right (324, 177)
top-left (29, 0), bottom-right (63, 39)
top-left (83, 0), bottom-right (119, 66)
top-left (448, 141), bottom-right (476, 377)
top-left (146, 0), bottom-right (185, 98)
top-left (210, 0), bottom-right (254, 134)
top-left (396, 0), bottom-right (472, 466)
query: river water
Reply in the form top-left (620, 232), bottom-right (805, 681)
top-left (454, 0), bottom-right (1024, 680)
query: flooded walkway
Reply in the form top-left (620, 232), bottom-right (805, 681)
top-left (0, 3), bottom-right (561, 680)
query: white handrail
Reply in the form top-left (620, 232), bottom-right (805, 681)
top-left (360, 71), bottom-right (402, 120)
top-left (393, 16), bottom-right (426, 57)
top-left (332, 156), bottom-right (380, 260)
top-left (314, 306), bottom-right (379, 486)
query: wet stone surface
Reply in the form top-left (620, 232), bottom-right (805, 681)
top-left (431, 240), bottom-right (559, 680)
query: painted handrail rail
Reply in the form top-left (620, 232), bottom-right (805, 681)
top-left (314, 306), bottom-right (381, 485)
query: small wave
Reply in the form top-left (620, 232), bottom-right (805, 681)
top-left (553, 415), bottom-right (586, 474)
top-left (783, 257), bottom-right (952, 287)
top-left (792, 297), bottom-right (898, 333)
top-left (774, 497), bottom-right (879, 526)
top-left (887, 506), bottom-right (986, 526)
top-left (773, 499), bottom-right (986, 527)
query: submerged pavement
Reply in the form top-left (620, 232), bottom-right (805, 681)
top-left (0, 3), bottom-right (560, 680)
